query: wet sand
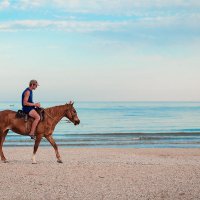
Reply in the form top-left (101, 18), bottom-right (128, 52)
top-left (0, 148), bottom-right (200, 200)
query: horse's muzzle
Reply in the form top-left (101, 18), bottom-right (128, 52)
top-left (74, 119), bottom-right (80, 125)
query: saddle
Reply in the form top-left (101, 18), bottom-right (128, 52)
top-left (16, 107), bottom-right (45, 122)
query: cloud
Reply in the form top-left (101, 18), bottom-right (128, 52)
top-left (0, 0), bottom-right (10, 10)
top-left (0, 0), bottom-right (199, 42)
top-left (52, 0), bottom-right (200, 10)
top-left (1, 0), bottom-right (200, 29)
top-left (0, 20), bottom-right (129, 32)
top-left (4, 0), bottom-right (200, 13)
top-left (47, 0), bottom-right (200, 17)
top-left (14, 0), bottom-right (46, 9)
top-left (0, 10), bottom-right (200, 33)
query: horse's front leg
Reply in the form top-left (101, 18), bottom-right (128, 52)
top-left (45, 135), bottom-right (62, 163)
top-left (32, 135), bottom-right (42, 164)
top-left (0, 130), bottom-right (8, 163)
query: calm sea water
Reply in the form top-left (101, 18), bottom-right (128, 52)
top-left (1, 101), bottom-right (200, 148)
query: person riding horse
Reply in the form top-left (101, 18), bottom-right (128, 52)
top-left (22, 80), bottom-right (41, 140)
top-left (0, 101), bottom-right (80, 163)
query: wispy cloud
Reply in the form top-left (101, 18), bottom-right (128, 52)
top-left (0, 0), bottom-right (199, 32)
top-left (0, 0), bottom-right (10, 10)
top-left (0, 11), bottom-right (199, 33)
top-left (2, 0), bottom-right (200, 13)
top-left (51, 0), bottom-right (200, 14)
top-left (13, 0), bottom-right (46, 9)
top-left (0, 19), bottom-right (129, 32)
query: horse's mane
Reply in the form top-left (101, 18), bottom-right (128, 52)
top-left (44, 104), bottom-right (70, 116)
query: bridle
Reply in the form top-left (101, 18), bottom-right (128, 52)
top-left (65, 105), bottom-right (77, 124)
top-left (43, 105), bottom-right (76, 124)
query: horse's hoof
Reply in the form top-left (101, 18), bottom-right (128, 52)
top-left (57, 160), bottom-right (63, 163)
top-left (2, 160), bottom-right (9, 163)
top-left (32, 161), bottom-right (37, 164)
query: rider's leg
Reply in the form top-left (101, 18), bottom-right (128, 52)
top-left (29, 109), bottom-right (40, 136)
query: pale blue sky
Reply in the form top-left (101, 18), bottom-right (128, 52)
top-left (0, 0), bottom-right (200, 101)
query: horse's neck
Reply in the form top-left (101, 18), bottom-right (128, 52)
top-left (45, 105), bottom-right (67, 124)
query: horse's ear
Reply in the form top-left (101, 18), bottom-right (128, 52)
top-left (67, 100), bottom-right (74, 105)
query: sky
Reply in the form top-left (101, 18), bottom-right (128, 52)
top-left (0, 0), bottom-right (200, 102)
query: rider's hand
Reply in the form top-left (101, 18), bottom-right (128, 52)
top-left (35, 102), bottom-right (41, 108)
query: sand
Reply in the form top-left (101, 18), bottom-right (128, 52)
top-left (0, 148), bottom-right (200, 200)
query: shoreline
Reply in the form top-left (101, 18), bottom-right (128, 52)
top-left (4, 131), bottom-right (200, 148)
top-left (3, 145), bottom-right (200, 148)
top-left (1, 148), bottom-right (200, 199)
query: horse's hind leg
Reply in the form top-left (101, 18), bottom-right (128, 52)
top-left (45, 135), bottom-right (62, 163)
top-left (32, 135), bottom-right (42, 164)
top-left (0, 130), bottom-right (8, 163)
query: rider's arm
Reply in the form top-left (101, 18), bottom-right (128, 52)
top-left (23, 90), bottom-right (35, 107)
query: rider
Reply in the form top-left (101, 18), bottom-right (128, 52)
top-left (22, 80), bottom-right (41, 139)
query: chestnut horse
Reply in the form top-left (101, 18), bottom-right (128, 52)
top-left (0, 102), bottom-right (80, 164)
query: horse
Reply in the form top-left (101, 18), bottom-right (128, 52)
top-left (0, 102), bottom-right (80, 164)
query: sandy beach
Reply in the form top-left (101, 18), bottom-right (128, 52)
top-left (0, 148), bottom-right (200, 200)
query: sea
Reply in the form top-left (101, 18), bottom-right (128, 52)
top-left (1, 101), bottom-right (200, 148)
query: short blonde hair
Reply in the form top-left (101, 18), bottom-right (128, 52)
top-left (29, 80), bottom-right (39, 86)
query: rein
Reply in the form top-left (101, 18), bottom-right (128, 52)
top-left (43, 109), bottom-right (54, 120)
top-left (43, 106), bottom-right (72, 123)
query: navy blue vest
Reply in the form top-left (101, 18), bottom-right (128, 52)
top-left (22, 88), bottom-right (34, 113)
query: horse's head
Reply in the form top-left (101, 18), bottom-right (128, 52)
top-left (65, 101), bottom-right (80, 126)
